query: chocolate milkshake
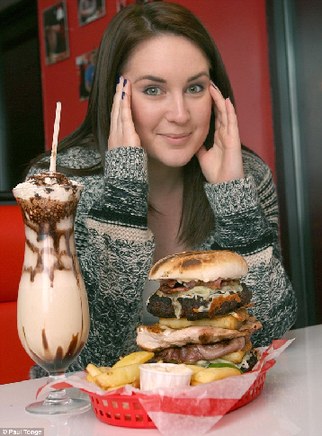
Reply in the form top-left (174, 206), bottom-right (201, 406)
top-left (13, 172), bottom-right (90, 374)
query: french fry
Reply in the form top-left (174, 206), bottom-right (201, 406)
top-left (95, 363), bottom-right (141, 389)
top-left (86, 363), bottom-right (103, 378)
top-left (159, 314), bottom-right (242, 330)
top-left (85, 352), bottom-right (152, 390)
top-left (191, 366), bottom-right (241, 385)
top-left (221, 341), bottom-right (252, 363)
top-left (220, 349), bottom-right (246, 364)
top-left (86, 374), bottom-right (96, 383)
top-left (185, 364), bottom-right (204, 375)
top-left (98, 366), bottom-right (110, 373)
top-left (112, 351), bottom-right (154, 369)
top-left (106, 383), bottom-right (128, 391)
top-left (101, 377), bottom-right (141, 392)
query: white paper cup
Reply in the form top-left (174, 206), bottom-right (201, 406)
top-left (139, 363), bottom-right (193, 391)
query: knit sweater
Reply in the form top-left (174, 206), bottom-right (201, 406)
top-left (28, 145), bottom-right (297, 376)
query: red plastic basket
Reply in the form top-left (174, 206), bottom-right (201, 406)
top-left (88, 371), bottom-right (267, 429)
top-left (89, 392), bottom-right (156, 428)
top-left (229, 370), bottom-right (266, 411)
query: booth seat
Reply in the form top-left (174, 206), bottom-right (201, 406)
top-left (0, 204), bottom-right (34, 384)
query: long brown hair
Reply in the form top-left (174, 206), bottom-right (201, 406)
top-left (34, 2), bottom-right (236, 247)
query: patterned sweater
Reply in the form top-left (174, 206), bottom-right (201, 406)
top-left (28, 145), bottom-right (297, 376)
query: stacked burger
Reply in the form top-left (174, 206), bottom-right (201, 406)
top-left (137, 250), bottom-right (262, 373)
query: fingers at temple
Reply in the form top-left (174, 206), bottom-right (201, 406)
top-left (110, 76), bottom-right (124, 135)
top-left (225, 97), bottom-right (238, 136)
top-left (210, 83), bottom-right (227, 129)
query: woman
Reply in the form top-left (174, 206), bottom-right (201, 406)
top-left (29, 2), bottom-right (297, 375)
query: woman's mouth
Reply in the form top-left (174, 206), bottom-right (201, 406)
top-left (160, 132), bottom-right (191, 145)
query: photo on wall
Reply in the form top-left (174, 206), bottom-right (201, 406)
top-left (43, 1), bottom-right (69, 65)
top-left (75, 49), bottom-right (97, 100)
top-left (78, 0), bottom-right (106, 26)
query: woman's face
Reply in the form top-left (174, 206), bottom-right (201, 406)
top-left (122, 35), bottom-right (212, 168)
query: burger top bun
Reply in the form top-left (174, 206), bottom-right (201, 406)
top-left (149, 250), bottom-right (248, 282)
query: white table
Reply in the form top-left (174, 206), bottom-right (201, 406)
top-left (0, 324), bottom-right (321, 436)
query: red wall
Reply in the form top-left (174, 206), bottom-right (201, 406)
top-left (37, 0), bottom-right (275, 171)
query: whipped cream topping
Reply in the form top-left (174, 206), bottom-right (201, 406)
top-left (13, 172), bottom-right (82, 202)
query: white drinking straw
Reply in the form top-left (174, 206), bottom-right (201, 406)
top-left (49, 101), bottom-right (62, 173)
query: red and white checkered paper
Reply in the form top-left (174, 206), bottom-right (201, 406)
top-left (37, 339), bottom-right (293, 435)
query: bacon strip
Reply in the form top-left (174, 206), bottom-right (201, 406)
top-left (159, 278), bottom-right (225, 294)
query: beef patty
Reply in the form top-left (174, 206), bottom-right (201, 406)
top-left (146, 283), bottom-right (252, 320)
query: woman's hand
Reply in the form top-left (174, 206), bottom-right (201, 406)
top-left (108, 77), bottom-right (141, 149)
top-left (196, 82), bottom-right (244, 184)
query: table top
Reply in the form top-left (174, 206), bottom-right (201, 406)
top-left (1, 324), bottom-right (321, 436)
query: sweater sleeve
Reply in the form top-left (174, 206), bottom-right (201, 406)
top-left (71, 147), bottom-right (155, 370)
top-left (203, 155), bottom-right (297, 346)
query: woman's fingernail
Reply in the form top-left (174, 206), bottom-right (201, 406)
top-left (123, 78), bottom-right (127, 87)
top-left (210, 80), bottom-right (220, 91)
top-left (121, 91), bottom-right (125, 100)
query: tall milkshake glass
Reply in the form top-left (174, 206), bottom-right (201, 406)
top-left (13, 171), bottom-right (90, 415)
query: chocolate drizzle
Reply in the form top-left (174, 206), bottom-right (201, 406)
top-left (42, 328), bottom-right (49, 350)
top-left (23, 327), bottom-right (85, 374)
top-left (16, 191), bottom-right (79, 287)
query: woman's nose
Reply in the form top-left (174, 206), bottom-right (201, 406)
top-left (165, 94), bottom-right (190, 124)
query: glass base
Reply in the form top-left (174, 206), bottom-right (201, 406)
top-left (26, 385), bottom-right (91, 415)
top-left (26, 397), bottom-right (91, 415)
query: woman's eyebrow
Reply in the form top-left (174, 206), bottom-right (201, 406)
top-left (187, 72), bottom-right (210, 82)
top-left (134, 71), bottom-right (209, 84)
top-left (134, 75), bottom-right (166, 84)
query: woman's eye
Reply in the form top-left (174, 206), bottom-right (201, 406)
top-left (144, 87), bottom-right (162, 96)
top-left (187, 84), bottom-right (204, 94)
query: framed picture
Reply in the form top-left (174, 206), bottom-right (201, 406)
top-left (75, 49), bottom-right (97, 100)
top-left (43, 2), bottom-right (69, 65)
top-left (78, 0), bottom-right (106, 26)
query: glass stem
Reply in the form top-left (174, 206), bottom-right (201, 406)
top-left (43, 373), bottom-right (71, 407)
